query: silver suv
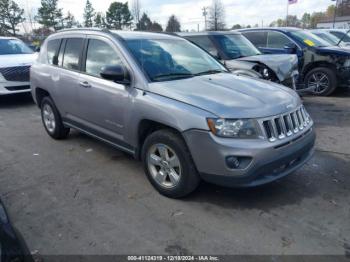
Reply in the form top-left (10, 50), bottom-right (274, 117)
top-left (30, 29), bottom-right (316, 198)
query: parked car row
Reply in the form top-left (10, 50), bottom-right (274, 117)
top-left (239, 27), bottom-right (350, 96)
top-left (1, 28), bottom-right (349, 97)
top-left (30, 29), bottom-right (316, 198)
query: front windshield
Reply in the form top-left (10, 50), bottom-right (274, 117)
top-left (313, 31), bottom-right (346, 46)
top-left (0, 39), bottom-right (34, 55)
top-left (291, 30), bottom-right (331, 47)
top-left (125, 39), bottom-right (227, 82)
top-left (213, 34), bottom-right (261, 59)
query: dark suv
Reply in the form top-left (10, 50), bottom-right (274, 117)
top-left (240, 27), bottom-right (350, 96)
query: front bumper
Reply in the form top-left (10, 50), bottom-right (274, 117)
top-left (183, 127), bottom-right (315, 187)
top-left (0, 81), bottom-right (31, 95)
top-left (337, 67), bottom-right (350, 87)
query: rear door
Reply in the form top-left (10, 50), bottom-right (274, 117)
top-left (53, 36), bottom-right (85, 121)
top-left (77, 35), bottom-right (130, 143)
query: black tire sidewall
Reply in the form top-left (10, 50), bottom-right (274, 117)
top-left (305, 67), bottom-right (337, 96)
top-left (141, 130), bottom-right (200, 198)
top-left (40, 97), bottom-right (69, 139)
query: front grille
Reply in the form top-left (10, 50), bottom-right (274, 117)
top-left (261, 106), bottom-right (312, 142)
top-left (0, 66), bottom-right (30, 82)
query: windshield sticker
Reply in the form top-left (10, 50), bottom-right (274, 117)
top-left (304, 39), bottom-right (315, 46)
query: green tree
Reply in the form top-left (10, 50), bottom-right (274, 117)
top-left (137, 12), bottom-right (152, 30)
top-left (36, 0), bottom-right (63, 31)
top-left (0, 0), bottom-right (25, 36)
top-left (106, 2), bottom-right (133, 29)
top-left (63, 11), bottom-right (78, 28)
top-left (165, 15), bottom-right (181, 32)
top-left (301, 13), bottom-right (311, 29)
top-left (94, 12), bottom-right (106, 28)
top-left (231, 24), bottom-right (242, 30)
top-left (83, 0), bottom-right (95, 27)
top-left (150, 21), bottom-right (163, 32)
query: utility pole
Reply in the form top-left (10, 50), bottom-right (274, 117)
top-left (332, 0), bottom-right (339, 28)
top-left (202, 7), bottom-right (208, 31)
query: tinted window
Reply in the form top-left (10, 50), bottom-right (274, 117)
top-left (85, 39), bottom-right (122, 77)
top-left (47, 39), bottom-right (61, 65)
top-left (267, 31), bottom-right (293, 48)
top-left (62, 38), bottom-right (84, 70)
top-left (186, 36), bottom-right (219, 57)
top-left (213, 34), bottom-right (261, 59)
top-left (243, 31), bottom-right (267, 48)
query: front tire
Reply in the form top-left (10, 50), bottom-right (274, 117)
top-left (142, 129), bottom-right (200, 198)
top-left (305, 67), bottom-right (337, 96)
top-left (41, 96), bottom-right (70, 139)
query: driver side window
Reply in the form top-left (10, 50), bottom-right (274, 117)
top-left (85, 39), bottom-right (123, 78)
top-left (267, 31), bottom-right (293, 49)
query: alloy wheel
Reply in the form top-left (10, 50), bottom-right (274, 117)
top-left (147, 144), bottom-right (182, 188)
top-left (308, 72), bottom-right (330, 94)
top-left (42, 104), bottom-right (56, 133)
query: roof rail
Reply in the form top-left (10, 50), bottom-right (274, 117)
top-left (57, 27), bottom-right (111, 34)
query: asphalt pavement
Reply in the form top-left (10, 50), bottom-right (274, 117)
top-left (0, 90), bottom-right (349, 256)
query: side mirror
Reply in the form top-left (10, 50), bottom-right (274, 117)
top-left (35, 46), bottom-right (41, 52)
top-left (284, 43), bottom-right (297, 54)
top-left (100, 65), bottom-right (131, 85)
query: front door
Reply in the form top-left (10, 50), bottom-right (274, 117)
top-left (77, 36), bottom-right (130, 143)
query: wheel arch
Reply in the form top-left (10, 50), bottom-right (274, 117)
top-left (136, 119), bottom-right (185, 160)
top-left (35, 87), bottom-right (51, 108)
top-left (302, 61), bottom-right (336, 81)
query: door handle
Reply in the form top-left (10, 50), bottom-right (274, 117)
top-left (79, 81), bottom-right (91, 88)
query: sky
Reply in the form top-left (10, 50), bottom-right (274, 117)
top-left (18, 0), bottom-right (333, 32)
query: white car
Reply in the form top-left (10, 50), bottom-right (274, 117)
top-left (0, 37), bottom-right (38, 95)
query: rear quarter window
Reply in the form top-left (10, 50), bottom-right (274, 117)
top-left (242, 31), bottom-right (268, 48)
top-left (47, 39), bottom-right (61, 65)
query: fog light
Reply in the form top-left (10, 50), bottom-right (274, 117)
top-left (226, 156), bottom-right (240, 169)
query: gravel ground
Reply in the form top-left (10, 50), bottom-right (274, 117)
top-left (0, 90), bottom-right (349, 256)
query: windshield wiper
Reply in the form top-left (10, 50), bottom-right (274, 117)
top-left (152, 73), bottom-right (194, 81)
top-left (336, 29), bottom-right (350, 47)
top-left (194, 69), bottom-right (227, 76)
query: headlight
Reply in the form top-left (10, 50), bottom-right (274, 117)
top-left (344, 59), bottom-right (350, 67)
top-left (263, 68), bottom-right (270, 78)
top-left (0, 73), bottom-right (5, 82)
top-left (207, 118), bottom-right (259, 138)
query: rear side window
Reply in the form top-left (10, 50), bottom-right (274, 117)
top-left (84, 39), bottom-right (123, 77)
top-left (47, 39), bottom-right (61, 65)
top-left (186, 36), bottom-right (219, 57)
top-left (243, 31), bottom-right (267, 48)
top-left (62, 38), bottom-right (84, 71)
top-left (267, 31), bottom-right (293, 48)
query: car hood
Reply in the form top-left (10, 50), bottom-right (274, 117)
top-left (147, 73), bottom-right (300, 119)
top-left (315, 46), bottom-right (350, 56)
top-left (236, 54), bottom-right (299, 82)
top-left (0, 53), bottom-right (38, 68)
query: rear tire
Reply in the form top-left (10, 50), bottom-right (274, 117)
top-left (141, 129), bottom-right (200, 198)
top-left (40, 96), bottom-right (70, 139)
top-left (305, 67), bottom-right (337, 96)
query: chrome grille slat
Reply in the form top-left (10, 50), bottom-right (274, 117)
top-left (261, 106), bottom-right (312, 143)
top-left (0, 66), bottom-right (30, 82)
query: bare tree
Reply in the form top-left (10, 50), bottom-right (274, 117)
top-left (131, 0), bottom-right (141, 28)
top-left (208, 0), bottom-right (225, 31)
